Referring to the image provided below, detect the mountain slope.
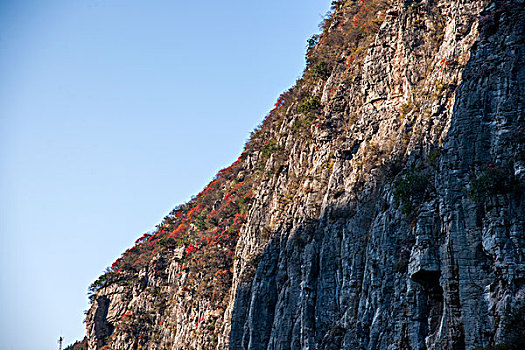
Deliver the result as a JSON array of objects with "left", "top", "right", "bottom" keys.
[{"left": 84, "top": 0, "right": 525, "bottom": 349}]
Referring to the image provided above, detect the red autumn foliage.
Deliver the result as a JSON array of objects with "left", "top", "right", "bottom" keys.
[
  {"left": 185, "top": 203, "right": 204, "bottom": 220},
  {"left": 217, "top": 157, "right": 242, "bottom": 178},
  {"left": 169, "top": 224, "right": 187, "bottom": 238},
  {"left": 135, "top": 233, "right": 152, "bottom": 245},
  {"left": 185, "top": 244, "right": 198, "bottom": 257}
]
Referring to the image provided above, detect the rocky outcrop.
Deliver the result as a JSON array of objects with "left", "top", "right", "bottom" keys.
[
  {"left": 65, "top": 337, "right": 88, "bottom": 350},
  {"left": 83, "top": 0, "right": 525, "bottom": 349}
]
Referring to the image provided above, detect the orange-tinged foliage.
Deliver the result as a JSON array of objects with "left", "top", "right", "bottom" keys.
[
  {"left": 169, "top": 224, "right": 187, "bottom": 238},
  {"left": 88, "top": 4, "right": 396, "bottom": 346}
]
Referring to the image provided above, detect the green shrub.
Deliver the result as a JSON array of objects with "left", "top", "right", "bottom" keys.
[
  {"left": 428, "top": 148, "right": 441, "bottom": 167},
  {"left": 88, "top": 269, "right": 113, "bottom": 303},
  {"left": 395, "top": 259, "right": 408, "bottom": 273},
  {"left": 293, "top": 115, "right": 316, "bottom": 131},
  {"left": 261, "top": 139, "right": 279, "bottom": 159},
  {"left": 311, "top": 61, "right": 330, "bottom": 80},
  {"left": 467, "top": 165, "right": 517, "bottom": 202},
  {"left": 194, "top": 209, "right": 209, "bottom": 230},
  {"left": 236, "top": 197, "right": 247, "bottom": 215},
  {"left": 298, "top": 96, "right": 321, "bottom": 115},
  {"left": 305, "top": 34, "right": 319, "bottom": 65},
  {"left": 394, "top": 168, "right": 429, "bottom": 216},
  {"left": 64, "top": 338, "right": 88, "bottom": 350}
]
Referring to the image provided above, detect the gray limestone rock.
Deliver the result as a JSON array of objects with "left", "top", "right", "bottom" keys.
[{"left": 84, "top": 1, "right": 525, "bottom": 349}]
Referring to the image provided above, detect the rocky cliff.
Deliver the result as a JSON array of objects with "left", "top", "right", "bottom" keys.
[{"left": 82, "top": 0, "right": 525, "bottom": 349}]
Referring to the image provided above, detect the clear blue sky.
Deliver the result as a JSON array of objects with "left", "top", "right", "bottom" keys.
[{"left": 0, "top": 0, "right": 331, "bottom": 348}]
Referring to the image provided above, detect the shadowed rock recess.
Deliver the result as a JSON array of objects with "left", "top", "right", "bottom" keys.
[{"left": 74, "top": 1, "right": 525, "bottom": 349}]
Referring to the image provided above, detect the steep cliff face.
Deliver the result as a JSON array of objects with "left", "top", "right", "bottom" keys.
[{"left": 84, "top": 0, "right": 525, "bottom": 349}]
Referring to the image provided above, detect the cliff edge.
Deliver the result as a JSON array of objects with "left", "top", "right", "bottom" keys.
[{"left": 83, "top": 1, "right": 525, "bottom": 349}]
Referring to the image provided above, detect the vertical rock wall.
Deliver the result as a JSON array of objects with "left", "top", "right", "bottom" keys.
[
  {"left": 84, "top": 1, "right": 525, "bottom": 349},
  {"left": 228, "top": 1, "right": 525, "bottom": 349}
]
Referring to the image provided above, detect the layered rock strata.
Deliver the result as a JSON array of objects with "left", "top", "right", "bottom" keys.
[{"left": 85, "top": 1, "right": 525, "bottom": 349}]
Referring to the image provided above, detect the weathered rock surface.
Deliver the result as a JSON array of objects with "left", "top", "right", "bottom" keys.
[{"left": 84, "top": 0, "right": 525, "bottom": 349}]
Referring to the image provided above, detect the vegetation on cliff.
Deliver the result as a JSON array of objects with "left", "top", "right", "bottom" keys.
[
  {"left": 85, "top": 1, "right": 396, "bottom": 348},
  {"left": 84, "top": 1, "right": 525, "bottom": 349}
]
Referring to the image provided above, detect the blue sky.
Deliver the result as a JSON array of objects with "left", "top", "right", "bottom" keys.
[{"left": 0, "top": 0, "right": 331, "bottom": 348}]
